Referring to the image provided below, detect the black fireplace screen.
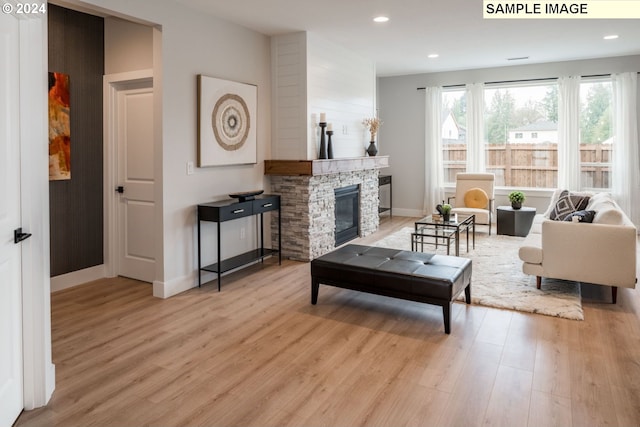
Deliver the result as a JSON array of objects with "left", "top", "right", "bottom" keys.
[{"left": 334, "top": 185, "right": 360, "bottom": 246}]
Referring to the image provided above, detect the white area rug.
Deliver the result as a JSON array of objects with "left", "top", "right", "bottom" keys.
[{"left": 373, "top": 227, "right": 583, "bottom": 320}]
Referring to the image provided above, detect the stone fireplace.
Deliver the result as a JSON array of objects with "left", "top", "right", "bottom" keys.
[{"left": 265, "top": 157, "right": 389, "bottom": 261}]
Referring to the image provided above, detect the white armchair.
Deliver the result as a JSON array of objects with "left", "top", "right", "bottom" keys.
[{"left": 448, "top": 173, "right": 495, "bottom": 235}]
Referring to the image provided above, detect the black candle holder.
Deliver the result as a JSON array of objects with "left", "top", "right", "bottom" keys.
[
  {"left": 318, "top": 122, "right": 327, "bottom": 159},
  {"left": 327, "top": 130, "right": 334, "bottom": 159}
]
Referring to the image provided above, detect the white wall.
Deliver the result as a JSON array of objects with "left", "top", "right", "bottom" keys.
[
  {"left": 271, "top": 32, "right": 307, "bottom": 160},
  {"left": 378, "top": 55, "right": 640, "bottom": 217},
  {"left": 306, "top": 32, "right": 376, "bottom": 159},
  {"left": 22, "top": 14, "right": 55, "bottom": 409},
  {"left": 271, "top": 31, "right": 376, "bottom": 160},
  {"left": 104, "top": 16, "right": 153, "bottom": 74},
  {"left": 75, "top": 0, "right": 272, "bottom": 297}
]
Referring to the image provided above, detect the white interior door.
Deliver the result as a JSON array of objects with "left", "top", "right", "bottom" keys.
[
  {"left": 116, "top": 81, "right": 155, "bottom": 282},
  {"left": 0, "top": 11, "right": 24, "bottom": 427}
]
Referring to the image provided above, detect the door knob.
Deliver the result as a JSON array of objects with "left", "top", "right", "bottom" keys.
[{"left": 115, "top": 186, "right": 124, "bottom": 193}]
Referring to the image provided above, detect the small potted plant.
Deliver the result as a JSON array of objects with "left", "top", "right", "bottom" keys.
[
  {"left": 508, "top": 191, "right": 526, "bottom": 210},
  {"left": 441, "top": 203, "right": 452, "bottom": 222}
]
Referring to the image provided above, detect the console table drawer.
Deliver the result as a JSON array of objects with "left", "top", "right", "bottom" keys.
[
  {"left": 198, "top": 201, "right": 253, "bottom": 222},
  {"left": 253, "top": 196, "right": 280, "bottom": 214},
  {"left": 217, "top": 201, "right": 253, "bottom": 221}
]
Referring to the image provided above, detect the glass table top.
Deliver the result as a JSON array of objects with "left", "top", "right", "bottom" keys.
[{"left": 415, "top": 213, "right": 474, "bottom": 227}]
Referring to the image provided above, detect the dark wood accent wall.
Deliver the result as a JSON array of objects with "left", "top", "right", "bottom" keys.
[{"left": 48, "top": 4, "right": 104, "bottom": 277}]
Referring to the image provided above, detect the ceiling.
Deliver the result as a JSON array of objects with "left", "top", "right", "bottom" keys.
[{"left": 175, "top": 0, "right": 640, "bottom": 77}]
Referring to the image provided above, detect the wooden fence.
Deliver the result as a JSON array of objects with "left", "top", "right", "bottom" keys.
[{"left": 443, "top": 143, "right": 611, "bottom": 189}]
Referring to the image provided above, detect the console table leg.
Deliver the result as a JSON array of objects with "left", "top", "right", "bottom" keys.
[
  {"left": 197, "top": 217, "right": 202, "bottom": 287},
  {"left": 217, "top": 221, "right": 221, "bottom": 291},
  {"left": 389, "top": 177, "right": 392, "bottom": 218},
  {"left": 260, "top": 213, "right": 264, "bottom": 261},
  {"left": 278, "top": 206, "right": 282, "bottom": 264}
]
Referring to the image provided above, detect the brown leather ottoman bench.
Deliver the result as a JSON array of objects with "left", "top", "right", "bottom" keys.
[{"left": 310, "top": 244, "right": 472, "bottom": 334}]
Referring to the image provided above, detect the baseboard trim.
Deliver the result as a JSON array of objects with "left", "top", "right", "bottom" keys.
[
  {"left": 153, "top": 266, "right": 262, "bottom": 299},
  {"left": 153, "top": 271, "right": 203, "bottom": 299},
  {"left": 45, "top": 362, "right": 56, "bottom": 404},
  {"left": 391, "top": 208, "right": 424, "bottom": 217},
  {"left": 153, "top": 275, "right": 193, "bottom": 299},
  {"left": 50, "top": 265, "right": 106, "bottom": 292}
]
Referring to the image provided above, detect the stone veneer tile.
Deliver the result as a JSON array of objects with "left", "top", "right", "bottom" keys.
[{"left": 270, "top": 170, "right": 380, "bottom": 261}]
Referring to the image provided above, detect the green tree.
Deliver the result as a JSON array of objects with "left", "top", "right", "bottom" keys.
[
  {"left": 451, "top": 95, "right": 466, "bottom": 128},
  {"left": 593, "top": 105, "right": 611, "bottom": 143},
  {"left": 581, "top": 83, "right": 612, "bottom": 144},
  {"left": 513, "top": 99, "right": 544, "bottom": 126},
  {"left": 486, "top": 89, "right": 516, "bottom": 144},
  {"left": 542, "top": 85, "right": 558, "bottom": 122}
]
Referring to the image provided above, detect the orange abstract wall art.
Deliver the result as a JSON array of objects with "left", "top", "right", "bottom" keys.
[{"left": 48, "top": 72, "right": 71, "bottom": 180}]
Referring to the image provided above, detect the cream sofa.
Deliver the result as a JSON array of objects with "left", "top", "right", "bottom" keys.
[{"left": 518, "top": 189, "right": 637, "bottom": 303}]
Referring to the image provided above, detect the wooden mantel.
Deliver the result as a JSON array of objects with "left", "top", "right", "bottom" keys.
[{"left": 265, "top": 156, "right": 389, "bottom": 176}]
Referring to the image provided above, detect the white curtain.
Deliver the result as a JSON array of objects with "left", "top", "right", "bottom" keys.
[
  {"left": 612, "top": 72, "right": 640, "bottom": 228},
  {"left": 423, "top": 86, "right": 444, "bottom": 215},
  {"left": 466, "top": 83, "right": 485, "bottom": 172},
  {"left": 558, "top": 76, "right": 581, "bottom": 190}
]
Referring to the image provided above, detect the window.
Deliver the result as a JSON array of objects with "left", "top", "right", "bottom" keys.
[
  {"left": 484, "top": 83, "right": 558, "bottom": 188},
  {"left": 439, "top": 78, "right": 616, "bottom": 191},
  {"left": 579, "top": 79, "right": 612, "bottom": 190},
  {"left": 441, "top": 90, "right": 467, "bottom": 184}
]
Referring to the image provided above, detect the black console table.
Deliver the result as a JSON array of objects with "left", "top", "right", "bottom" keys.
[{"left": 197, "top": 194, "right": 281, "bottom": 290}]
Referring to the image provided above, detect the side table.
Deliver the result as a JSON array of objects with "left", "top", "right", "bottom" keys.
[{"left": 497, "top": 206, "right": 536, "bottom": 237}]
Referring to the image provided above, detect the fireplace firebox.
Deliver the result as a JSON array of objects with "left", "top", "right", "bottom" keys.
[{"left": 334, "top": 185, "right": 360, "bottom": 246}]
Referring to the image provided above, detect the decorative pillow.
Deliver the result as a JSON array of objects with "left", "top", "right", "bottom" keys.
[
  {"left": 463, "top": 188, "right": 489, "bottom": 209},
  {"left": 544, "top": 189, "right": 593, "bottom": 218},
  {"left": 563, "top": 210, "right": 596, "bottom": 223},
  {"left": 550, "top": 190, "right": 590, "bottom": 221}
]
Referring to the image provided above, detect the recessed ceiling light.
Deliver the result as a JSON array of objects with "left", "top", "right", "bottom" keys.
[
  {"left": 604, "top": 34, "right": 619, "bottom": 40},
  {"left": 428, "top": 54, "right": 439, "bottom": 59},
  {"left": 373, "top": 16, "right": 389, "bottom": 23}
]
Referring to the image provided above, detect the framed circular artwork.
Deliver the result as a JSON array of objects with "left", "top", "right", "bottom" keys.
[
  {"left": 211, "top": 93, "right": 250, "bottom": 151},
  {"left": 197, "top": 75, "right": 257, "bottom": 166}
]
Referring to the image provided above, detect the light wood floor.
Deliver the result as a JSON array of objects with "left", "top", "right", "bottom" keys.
[{"left": 15, "top": 216, "right": 640, "bottom": 427}]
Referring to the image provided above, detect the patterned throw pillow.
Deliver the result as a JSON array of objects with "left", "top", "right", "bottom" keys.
[{"left": 549, "top": 190, "right": 590, "bottom": 221}]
